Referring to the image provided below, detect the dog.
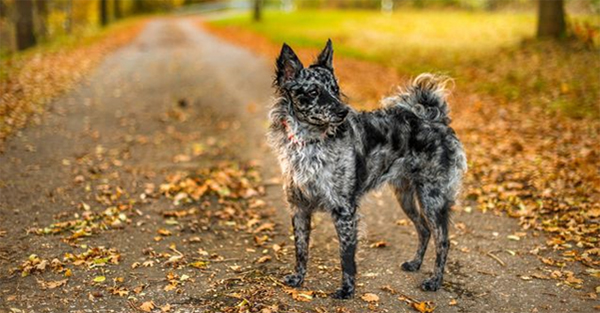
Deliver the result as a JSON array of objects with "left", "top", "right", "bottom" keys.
[{"left": 268, "top": 40, "right": 467, "bottom": 299}]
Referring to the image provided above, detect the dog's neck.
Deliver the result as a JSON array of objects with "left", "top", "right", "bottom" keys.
[
  {"left": 270, "top": 98, "right": 344, "bottom": 148},
  {"left": 280, "top": 116, "right": 329, "bottom": 147}
]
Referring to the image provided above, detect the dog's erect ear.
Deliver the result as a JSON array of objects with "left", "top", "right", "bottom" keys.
[
  {"left": 314, "top": 39, "right": 334, "bottom": 72},
  {"left": 276, "top": 43, "right": 303, "bottom": 86}
]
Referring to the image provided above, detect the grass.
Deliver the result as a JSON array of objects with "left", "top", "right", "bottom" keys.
[{"left": 210, "top": 9, "right": 600, "bottom": 118}]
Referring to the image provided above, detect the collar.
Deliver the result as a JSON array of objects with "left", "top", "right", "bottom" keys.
[
  {"left": 281, "top": 119, "right": 340, "bottom": 147},
  {"left": 281, "top": 119, "right": 305, "bottom": 147}
]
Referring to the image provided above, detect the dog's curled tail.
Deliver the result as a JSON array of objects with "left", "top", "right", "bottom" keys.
[{"left": 385, "top": 73, "right": 452, "bottom": 125}]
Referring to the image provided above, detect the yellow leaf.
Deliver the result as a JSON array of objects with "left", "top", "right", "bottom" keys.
[
  {"left": 93, "top": 276, "right": 106, "bottom": 283},
  {"left": 190, "top": 261, "right": 208, "bottom": 269},
  {"left": 412, "top": 301, "right": 436, "bottom": 313}
]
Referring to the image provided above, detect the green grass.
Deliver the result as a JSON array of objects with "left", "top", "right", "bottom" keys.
[
  {"left": 211, "top": 9, "right": 600, "bottom": 118},
  {"left": 212, "top": 9, "right": 536, "bottom": 73}
]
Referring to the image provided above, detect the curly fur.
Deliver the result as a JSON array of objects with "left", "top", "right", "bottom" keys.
[{"left": 268, "top": 40, "right": 467, "bottom": 299}]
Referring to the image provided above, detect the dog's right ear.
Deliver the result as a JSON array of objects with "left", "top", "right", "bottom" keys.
[{"left": 276, "top": 43, "right": 303, "bottom": 87}]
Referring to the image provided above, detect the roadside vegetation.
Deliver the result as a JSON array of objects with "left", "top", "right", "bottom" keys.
[
  {"left": 206, "top": 8, "right": 600, "bottom": 280},
  {"left": 0, "top": 18, "right": 146, "bottom": 150},
  {"left": 211, "top": 9, "right": 600, "bottom": 118}
]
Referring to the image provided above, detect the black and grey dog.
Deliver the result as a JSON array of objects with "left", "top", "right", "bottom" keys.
[{"left": 268, "top": 40, "right": 467, "bottom": 299}]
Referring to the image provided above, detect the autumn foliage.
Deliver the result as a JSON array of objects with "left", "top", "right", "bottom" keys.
[{"left": 203, "top": 20, "right": 600, "bottom": 271}]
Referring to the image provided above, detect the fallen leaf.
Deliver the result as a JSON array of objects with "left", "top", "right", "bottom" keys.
[
  {"left": 507, "top": 235, "right": 521, "bottom": 241},
  {"left": 140, "top": 301, "right": 155, "bottom": 312},
  {"left": 360, "top": 293, "right": 380, "bottom": 303},
  {"left": 157, "top": 228, "right": 172, "bottom": 236},
  {"left": 412, "top": 301, "right": 436, "bottom": 313},
  {"left": 93, "top": 276, "right": 106, "bottom": 283},
  {"left": 370, "top": 241, "right": 388, "bottom": 248},
  {"left": 285, "top": 289, "right": 314, "bottom": 302},
  {"left": 190, "top": 261, "right": 208, "bottom": 269},
  {"left": 256, "top": 255, "right": 272, "bottom": 264}
]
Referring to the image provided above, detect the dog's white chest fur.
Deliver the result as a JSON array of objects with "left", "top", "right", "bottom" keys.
[{"left": 282, "top": 143, "right": 340, "bottom": 207}]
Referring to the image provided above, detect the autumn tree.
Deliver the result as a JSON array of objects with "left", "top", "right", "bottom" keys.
[
  {"left": 537, "top": 0, "right": 566, "bottom": 38},
  {"left": 100, "top": 0, "right": 109, "bottom": 26},
  {"left": 15, "top": 0, "right": 37, "bottom": 50},
  {"left": 35, "top": 0, "right": 49, "bottom": 38},
  {"left": 253, "top": 0, "right": 262, "bottom": 22},
  {"left": 114, "top": 0, "right": 123, "bottom": 20}
]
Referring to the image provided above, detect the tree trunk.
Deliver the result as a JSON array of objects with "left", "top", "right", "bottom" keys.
[
  {"left": 253, "top": 0, "right": 262, "bottom": 22},
  {"left": 35, "top": 0, "right": 49, "bottom": 37},
  {"left": 537, "top": 0, "right": 566, "bottom": 38},
  {"left": 133, "top": 0, "right": 145, "bottom": 14},
  {"left": 15, "top": 0, "right": 37, "bottom": 51},
  {"left": 100, "top": 0, "right": 109, "bottom": 26},
  {"left": 114, "top": 0, "right": 123, "bottom": 19},
  {"left": 65, "top": 0, "right": 72, "bottom": 34}
]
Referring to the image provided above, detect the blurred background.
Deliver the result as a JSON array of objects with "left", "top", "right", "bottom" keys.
[
  {"left": 2, "top": 1, "right": 599, "bottom": 54},
  {"left": 1, "top": 2, "right": 599, "bottom": 311}
]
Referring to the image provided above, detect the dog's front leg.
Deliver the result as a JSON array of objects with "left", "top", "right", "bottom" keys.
[
  {"left": 284, "top": 210, "right": 311, "bottom": 287},
  {"left": 331, "top": 210, "right": 357, "bottom": 299}
]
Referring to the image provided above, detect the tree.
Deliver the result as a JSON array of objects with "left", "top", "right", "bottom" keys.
[
  {"left": 100, "top": 0, "right": 109, "bottom": 26},
  {"left": 35, "top": 0, "right": 49, "bottom": 38},
  {"left": 253, "top": 0, "right": 262, "bottom": 22},
  {"left": 15, "top": 0, "right": 37, "bottom": 50},
  {"left": 537, "top": 0, "right": 566, "bottom": 38},
  {"left": 114, "top": 0, "right": 123, "bottom": 20}
]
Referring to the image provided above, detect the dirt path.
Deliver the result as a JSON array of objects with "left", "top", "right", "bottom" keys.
[{"left": 0, "top": 18, "right": 595, "bottom": 313}]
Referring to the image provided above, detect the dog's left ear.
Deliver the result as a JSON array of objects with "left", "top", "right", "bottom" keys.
[
  {"left": 276, "top": 43, "right": 304, "bottom": 87},
  {"left": 314, "top": 39, "right": 334, "bottom": 72}
]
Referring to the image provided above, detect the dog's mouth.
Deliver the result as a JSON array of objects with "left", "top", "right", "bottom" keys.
[
  {"left": 307, "top": 111, "right": 348, "bottom": 127},
  {"left": 307, "top": 117, "right": 345, "bottom": 128}
]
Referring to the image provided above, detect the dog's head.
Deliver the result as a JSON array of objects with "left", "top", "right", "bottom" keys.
[{"left": 275, "top": 40, "right": 349, "bottom": 128}]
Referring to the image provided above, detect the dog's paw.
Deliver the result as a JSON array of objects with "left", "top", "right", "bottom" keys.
[
  {"left": 401, "top": 260, "right": 421, "bottom": 272},
  {"left": 283, "top": 273, "right": 304, "bottom": 287},
  {"left": 421, "top": 276, "right": 442, "bottom": 291},
  {"left": 330, "top": 288, "right": 354, "bottom": 300}
]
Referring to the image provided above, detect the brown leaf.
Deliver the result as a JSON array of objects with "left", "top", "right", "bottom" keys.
[
  {"left": 370, "top": 241, "right": 388, "bottom": 248},
  {"left": 38, "top": 279, "right": 68, "bottom": 290},
  {"left": 360, "top": 293, "right": 379, "bottom": 303},
  {"left": 285, "top": 289, "right": 314, "bottom": 302},
  {"left": 256, "top": 255, "right": 272, "bottom": 264},
  {"left": 253, "top": 223, "right": 275, "bottom": 233},
  {"left": 157, "top": 228, "right": 172, "bottom": 236},
  {"left": 140, "top": 301, "right": 155, "bottom": 312}
]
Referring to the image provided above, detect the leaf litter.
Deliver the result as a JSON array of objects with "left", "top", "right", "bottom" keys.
[{"left": 204, "top": 22, "right": 600, "bottom": 290}]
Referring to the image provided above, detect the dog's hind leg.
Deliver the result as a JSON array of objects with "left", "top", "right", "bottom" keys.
[
  {"left": 284, "top": 210, "right": 312, "bottom": 287},
  {"left": 331, "top": 209, "right": 358, "bottom": 299},
  {"left": 417, "top": 187, "right": 451, "bottom": 291},
  {"left": 392, "top": 183, "right": 430, "bottom": 272}
]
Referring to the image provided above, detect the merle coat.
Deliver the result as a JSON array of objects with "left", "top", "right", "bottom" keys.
[{"left": 268, "top": 40, "right": 467, "bottom": 299}]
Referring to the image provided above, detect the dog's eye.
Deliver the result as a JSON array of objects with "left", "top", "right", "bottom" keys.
[{"left": 308, "top": 89, "right": 319, "bottom": 98}]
